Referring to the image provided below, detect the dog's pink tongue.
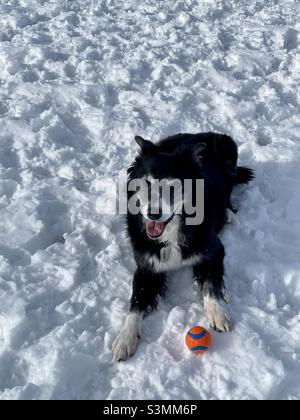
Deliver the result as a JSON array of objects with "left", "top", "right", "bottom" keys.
[{"left": 146, "top": 220, "right": 164, "bottom": 237}]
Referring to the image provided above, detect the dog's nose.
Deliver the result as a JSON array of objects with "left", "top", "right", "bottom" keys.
[{"left": 147, "top": 213, "right": 162, "bottom": 221}]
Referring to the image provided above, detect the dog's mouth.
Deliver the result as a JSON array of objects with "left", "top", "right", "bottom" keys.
[
  {"left": 145, "top": 220, "right": 165, "bottom": 239},
  {"left": 145, "top": 215, "right": 174, "bottom": 239}
]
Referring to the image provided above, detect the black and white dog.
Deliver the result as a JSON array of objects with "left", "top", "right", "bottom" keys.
[{"left": 112, "top": 132, "right": 254, "bottom": 361}]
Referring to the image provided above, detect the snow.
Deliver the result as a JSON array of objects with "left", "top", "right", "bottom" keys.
[{"left": 0, "top": 0, "right": 300, "bottom": 400}]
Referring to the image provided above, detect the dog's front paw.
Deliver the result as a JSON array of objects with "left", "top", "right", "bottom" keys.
[
  {"left": 204, "top": 297, "right": 232, "bottom": 333},
  {"left": 112, "top": 330, "right": 140, "bottom": 362},
  {"left": 112, "top": 312, "right": 142, "bottom": 362}
]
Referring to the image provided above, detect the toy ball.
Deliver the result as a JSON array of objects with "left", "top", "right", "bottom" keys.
[{"left": 185, "top": 326, "right": 212, "bottom": 354}]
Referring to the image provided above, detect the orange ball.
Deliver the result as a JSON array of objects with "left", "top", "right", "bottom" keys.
[{"left": 185, "top": 326, "right": 212, "bottom": 354}]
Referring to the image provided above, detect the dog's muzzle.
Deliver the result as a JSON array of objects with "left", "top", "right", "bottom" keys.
[{"left": 144, "top": 214, "right": 174, "bottom": 239}]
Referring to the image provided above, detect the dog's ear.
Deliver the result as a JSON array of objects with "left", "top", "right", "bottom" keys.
[
  {"left": 192, "top": 143, "right": 206, "bottom": 161},
  {"left": 135, "top": 136, "right": 157, "bottom": 154}
]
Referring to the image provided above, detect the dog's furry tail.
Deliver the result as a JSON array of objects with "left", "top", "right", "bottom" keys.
[{"left": 235, "top": 166, "right": 255, "bottom": 184}]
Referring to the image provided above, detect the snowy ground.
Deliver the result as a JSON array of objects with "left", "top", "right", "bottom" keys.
[{"left": 0, "top": 0, "right": 300, "bottom": 400}]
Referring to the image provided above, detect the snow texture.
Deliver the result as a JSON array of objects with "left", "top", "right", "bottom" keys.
[{"left": 0, "top": 0, "right": 300, "bottom": 400}]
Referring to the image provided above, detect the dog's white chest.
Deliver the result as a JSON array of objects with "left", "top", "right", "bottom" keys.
[
  {"left": 147, "top": 243, "right": 183, "bottom": 272},
  {"left": 146, "top": 216, "right": 203, "bottom": 272},
  {"left": 149, "top": 243, "right": 202, "bottom": 272},
  {"left": 159, "top": 243, "right": 183, "bottom": 271}
]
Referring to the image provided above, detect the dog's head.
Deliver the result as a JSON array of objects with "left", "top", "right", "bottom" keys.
[{"left": 128, "top": 136, "right": 205, "bottom": 240}]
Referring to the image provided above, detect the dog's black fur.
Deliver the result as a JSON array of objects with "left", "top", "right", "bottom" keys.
[{"left": 112, "top": 132, "right": 254, "bottom": 361}]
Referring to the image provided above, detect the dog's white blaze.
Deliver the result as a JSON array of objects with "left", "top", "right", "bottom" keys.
[
  {"left": 112, "top": 312, "right": 143, "bottom": 361},
  {"left": 139, "top": 175, "right": 184, "bottom": 222},
  {"left": 203, "top": 295, "right": 232, "bottom": 332}
]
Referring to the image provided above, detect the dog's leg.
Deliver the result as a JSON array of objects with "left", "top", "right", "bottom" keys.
[
  {"left": 194, "top": 241, "right": 232, "bottom": 333},
  {"left": 112, "top": 268, "right": 167, "bottom": 361}
]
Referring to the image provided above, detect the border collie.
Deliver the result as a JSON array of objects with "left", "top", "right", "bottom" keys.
[{"left": 112, "top": 132, "right": 254, "bottom": 361}]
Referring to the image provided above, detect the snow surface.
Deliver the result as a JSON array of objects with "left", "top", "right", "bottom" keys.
[{"left": 0, "top": 0, "right": 300, "bottom": 400}]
